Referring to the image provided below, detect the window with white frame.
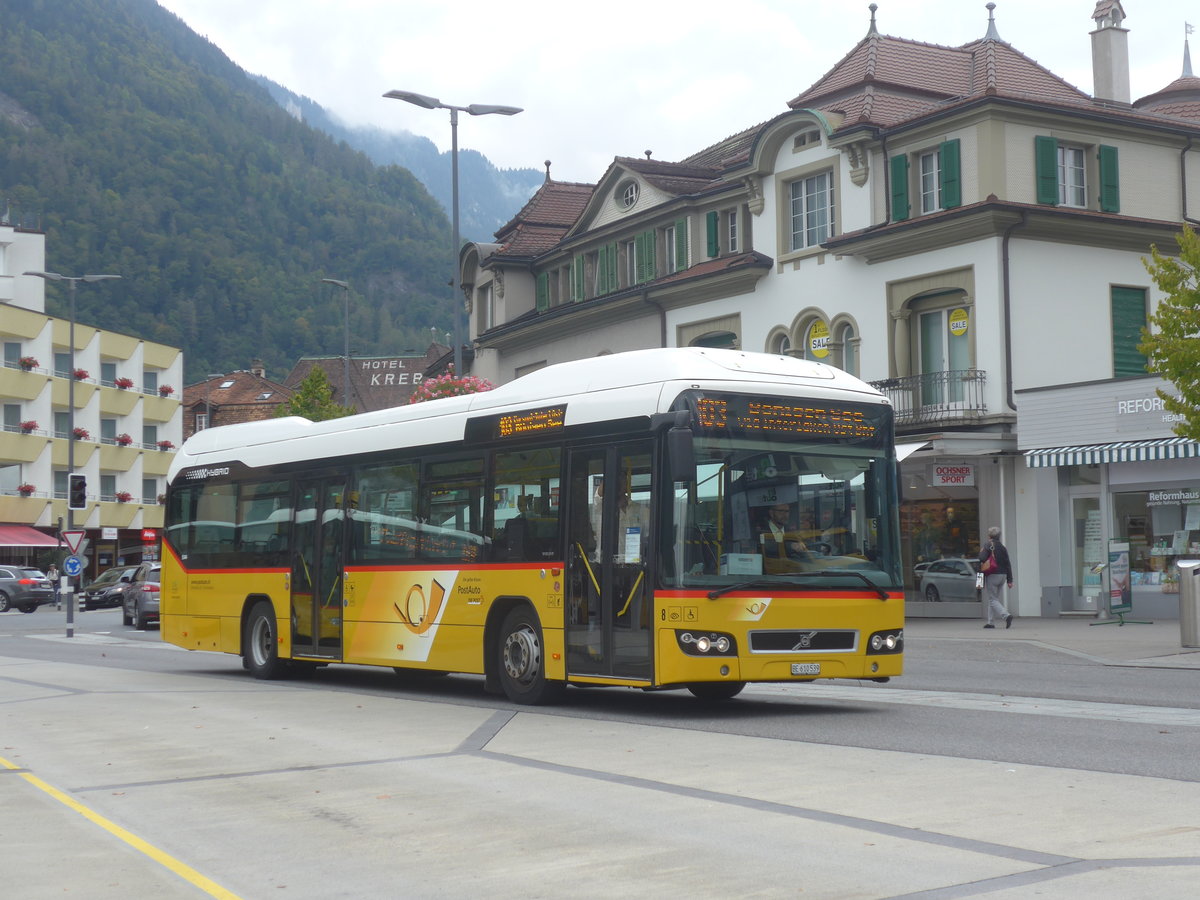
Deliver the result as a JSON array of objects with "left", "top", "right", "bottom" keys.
[
  {"left": 477, "top": 283, "right": 492, "bottom": 333},
  {"left": 664, "top": 225, "right": 678, "bottom": 274},
  {"left": 789, "top": 171, "right": 834, "bottom": 251},
  {"left": 1057, "top": 144, "right": 1086, "bottom": 207},
  {"left": 143, "top": 478, "right": 158, "bottom": 504},
  {"left": 195, "top": 412, "right": 208, "bottom": 432},
  {"left": 622, "top": 239, "right": 636, "bottom": 287},
  {"left": 919, "top": 150, "right": 941, "bottom": 214},
  {"left": 728, "top": 210, "right": 739, "bottom": 253},
  {"left": 837, "top": 323, "right": 859, "bottom": 376}
]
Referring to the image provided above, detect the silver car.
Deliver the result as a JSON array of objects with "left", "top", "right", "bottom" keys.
[
  {"left": 0, "top": 566, "right": 54, "bottom": 613},
  {"left": 918, "top": 557, "right": 981, "bottom": 602},
  {"left": 122, "top": 562, "right": 161, "bottom": 630}
]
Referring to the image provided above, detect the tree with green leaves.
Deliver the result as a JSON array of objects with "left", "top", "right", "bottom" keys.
[
  {"left": 1141, "top": 225, "right": 1200, "bottom": 440},
  {"left": 274, "top": 366, "right": 355, "bottom": 422}
]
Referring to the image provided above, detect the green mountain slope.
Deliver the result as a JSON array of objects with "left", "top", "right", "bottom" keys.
[{"left": 0, "top": 0, "right": 454, "bottom": 381}]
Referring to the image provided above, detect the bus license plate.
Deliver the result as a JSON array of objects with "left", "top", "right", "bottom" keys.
[{"left": 791, "top": 663, "right": 820, "bottom": 676}]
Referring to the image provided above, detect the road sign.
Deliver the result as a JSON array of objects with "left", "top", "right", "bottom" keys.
[
  {"left": 63, "top": 555, "right": 83, "bottom": 577},
  {"left": 62, "top": 530, "right": 87, "bottom": 554}
]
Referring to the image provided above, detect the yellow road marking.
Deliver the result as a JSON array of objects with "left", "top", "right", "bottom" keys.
[{"left": 1, "top": 754, "right": 242, "bottom": 899}]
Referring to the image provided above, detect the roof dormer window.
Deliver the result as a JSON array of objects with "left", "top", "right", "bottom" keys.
[{"left": 617, "top": 180, "right": 639, "bottom": 210}]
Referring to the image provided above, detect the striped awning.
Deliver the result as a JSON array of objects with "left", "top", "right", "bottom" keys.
[{"left": 1024, "top": 438, "right": 1200, "bottom": 468}]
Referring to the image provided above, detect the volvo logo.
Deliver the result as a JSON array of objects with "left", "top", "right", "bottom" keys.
[{"left": 791, "top": 631, "right": 819, "bottom": 651}]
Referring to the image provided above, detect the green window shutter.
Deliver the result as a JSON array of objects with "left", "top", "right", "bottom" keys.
[
  {"left": 572, "top": 254, "right": 586, "bottom": 302},
  {"left": 675, "top": 217, "right": 688, "bottom": 271},
  {"left": 1035, "top": 135, "right": 1059, "bottom": 205},
  {"left": 637, "top": 230, "right": 656, "bottom": 284},
  {"left": 595, "top": 245, "right": 609, "bottom": 295},
  {"left": 535, "top": 272, "right": 549, "bottom": 312},
  {"left": 606, "top": 242, "right": 618, "bottom": 291},
  {"left": 1098, "top": 144, "right": 1120, "bottom": 213},
  {"left": 939, "top": 139, "right": 961, "bottom": 209},
  {"left": 889, "top": 154, "right": 910, "bottom": 222},
  {"left": 1111, "top": 287, "right": 1148, "bottom": 377},
  {"left": 706, "top": 210, "right": 719, "bottom": 257}
]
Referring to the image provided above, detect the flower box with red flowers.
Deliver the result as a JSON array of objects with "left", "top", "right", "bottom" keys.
[
  {"left": 114, "top": 491, "right": 133, "bottom": 503},
  {"left": 19, "top": 420, "right": 38, "bottom": 434},
  {"left": 157, "top": 440, "right": 175, "bottom": 451},
  {"left": 73, "top": 368, "right": 90, "bottom": 380},
  {"left": 18, "top": 356, "right": 39, "bottom": 371},
  {"left": 114, "top": 376, "right": 135, "bottom": 390},
  {"left": 115, "top": 433, "right": 133, "bottom": 446},
  {"left": 72, "top": 427, "right": 91, "bottom": 440},
  {"left": 158, "top": 385, "right": 175, "bottom": 397},
  {"left": 17, "top": 484, "right": 35, "bottom": 497}
]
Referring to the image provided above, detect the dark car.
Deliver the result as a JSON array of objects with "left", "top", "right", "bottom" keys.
[
  {"left": 122, "top": 562, "right": 161, "bottom": 630},
  {"left": 81, "top": 565, "right": 139, "bottom": 610},
  {"left": 0, "top": 566, "right": 54, "bottom": 613},
  {"left": 918, "top": 557, "right": 981, "bottom": 602}
]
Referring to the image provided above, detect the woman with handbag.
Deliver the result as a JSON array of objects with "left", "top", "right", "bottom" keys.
[{"left": 978, "top": 525, "right": 1013, "bottom": 629}]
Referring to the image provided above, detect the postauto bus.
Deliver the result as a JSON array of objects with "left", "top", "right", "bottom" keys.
[{"left": 161, "top": 348, "right": 903, "bottom": 703}]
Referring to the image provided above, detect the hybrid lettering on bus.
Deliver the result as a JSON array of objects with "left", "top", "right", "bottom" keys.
[{"left": 161, "top": 348, "right": 903, "bottom": 703}]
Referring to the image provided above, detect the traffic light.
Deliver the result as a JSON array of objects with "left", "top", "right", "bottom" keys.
[{"left": 68, "top": 473, "right": 87, "bottom": 510}]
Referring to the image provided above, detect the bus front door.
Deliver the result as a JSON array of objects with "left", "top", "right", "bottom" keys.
[
  {"left": 291, "top": 478, "right": 346, "bottom": 660},
  {"left": 565, "top": 443, "right": 653, "bottom": 681}
]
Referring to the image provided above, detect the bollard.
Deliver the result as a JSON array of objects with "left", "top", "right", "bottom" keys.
[{"left": 1175, "top": 559, "right": 1200, "bottom": 648}]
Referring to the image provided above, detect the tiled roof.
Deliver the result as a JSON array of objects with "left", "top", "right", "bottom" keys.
[
  {"left": 183, "top": 371, "right": 291, "bottom": 409},
  {"left": 493, "top": 180, "right": 593, "bottom": 256},
  {"left": 789, "top": 32, "right": 1090, "bottom": 130},
  {"left": 613, "top": 156, "right": 720, "bottom": 196},
  {"left": 681, "top": 124, "right": 762, "bottom": 169},
  {"left": 1135, "top": 76, "right": 1200, "bottom": 117}
]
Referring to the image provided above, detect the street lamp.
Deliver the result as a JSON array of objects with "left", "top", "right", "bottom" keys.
[
  {"left": 321, "top": 278, "right": 351, "bottom": 407},
  {"left": 23, "top": 270, "right": 121, "bottom": 638},
  {"left": 383, "top": 90, "right": 522, "bottom": 376}
]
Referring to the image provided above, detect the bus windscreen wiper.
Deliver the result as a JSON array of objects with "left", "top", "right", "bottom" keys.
[{"left": 707, "top": 571, "right": 889, "bottom": 601}]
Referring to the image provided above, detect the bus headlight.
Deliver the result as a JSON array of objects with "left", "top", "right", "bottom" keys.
[
  {"left": 866, "top": 629, "right": 903, "bottom": 655},
  {"left": 676, "top": 630, "right": 737, "bottom": 656}
]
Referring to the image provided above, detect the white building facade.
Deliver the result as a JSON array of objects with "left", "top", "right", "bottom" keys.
[{"left": 461, "top": 2, "right": 1199, "bottom": 619}]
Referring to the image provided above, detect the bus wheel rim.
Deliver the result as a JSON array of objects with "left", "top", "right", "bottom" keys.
[
  {"left": 503, "top": 624, "right": 540, "bottom": 684},
  {"left": 253, "top": 616, "right": 272, "bottom": 665}
]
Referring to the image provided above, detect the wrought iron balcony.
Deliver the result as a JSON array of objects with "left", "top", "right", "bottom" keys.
[{"left": 869, "top": 369, "right": 987, "bottom": 427}]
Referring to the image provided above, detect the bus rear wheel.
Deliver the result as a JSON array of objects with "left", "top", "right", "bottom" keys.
[
  {"left": 497, "top": 606, "right": 563, "bottom": 705},
  {"left": 244, "top": 601, "right": 287, "bottom": 680},
  {"left": 687, "top": 681, "right": 746, "bottom": 701}
]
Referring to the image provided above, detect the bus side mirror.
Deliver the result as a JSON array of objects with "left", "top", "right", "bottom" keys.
[{"left": 667, "top": 422, "right": 695, "bottom": 484}]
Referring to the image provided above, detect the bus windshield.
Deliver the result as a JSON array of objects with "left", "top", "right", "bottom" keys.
[{"left": 664, "top": 411, "right": 900, "bottom": 592}]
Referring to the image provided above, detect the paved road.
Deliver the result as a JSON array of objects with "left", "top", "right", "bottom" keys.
[{"left": 2, "top": 612, "right": 1199, "bottom": 898}]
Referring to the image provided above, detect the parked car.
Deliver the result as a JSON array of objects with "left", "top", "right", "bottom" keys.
[
  {"left": 80, "top": 565, "right": 138, "bottom": 610},
  {"left": 0, "top": 566, "right": 54, "bottom": 613},
  {"left": 122, "top": 562, "right": 161, "bottom": 630},
  {"left": 918, "top": 557, "right": 981, "bottom": 602}
]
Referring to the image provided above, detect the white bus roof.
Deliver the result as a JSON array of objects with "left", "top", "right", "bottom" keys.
[{"left": 169, "top": 348, "right": 887, "bottom": 480}]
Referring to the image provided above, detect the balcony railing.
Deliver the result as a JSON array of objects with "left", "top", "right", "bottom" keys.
[{"left": 870, "top": 370, "right": 988, "bottom": 427}]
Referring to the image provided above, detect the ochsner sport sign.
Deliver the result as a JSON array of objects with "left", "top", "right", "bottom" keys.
[{"left": 930, "top": 464, "right": 974, "bottom": 486}]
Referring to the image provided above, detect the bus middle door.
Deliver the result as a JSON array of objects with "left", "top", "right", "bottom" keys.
[
  {"left": 291, "top": 477, "right": 347, "bottom": 660},
  {"left": 565, "top": 443, "right": 653, "bottom": 681}
]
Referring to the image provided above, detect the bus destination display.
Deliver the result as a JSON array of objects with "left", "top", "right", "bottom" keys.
[
  {"left": 495, "top": 405, "right": 567, "bottom": 439},
  {"left": 695, "top": 396, "right": 880, "bottom": 440}
]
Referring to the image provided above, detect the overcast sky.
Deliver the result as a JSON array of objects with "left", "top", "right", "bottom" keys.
[{"left": 156, "top": 1, "right": 1196, "bottom": 184}]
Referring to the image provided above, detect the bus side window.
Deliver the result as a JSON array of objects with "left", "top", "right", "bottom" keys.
[
  {"left": 353, "top": 462, "right": 419, "bottom": 564},
  {"left": 421, "top": 457, "right": 486, "bottom": 562},
  {"left": 491, "top": 448, "right": 561, "bottom": 562}
]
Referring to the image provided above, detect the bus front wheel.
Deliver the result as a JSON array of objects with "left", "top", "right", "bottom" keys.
[
  {"left": 497, "top": 606, "right": 564, "bottom": 705},
  {"left": 244, "top": 602, "right": 286, "bottom": 680},
  {"left": 687, "top": 681, "right": 746, "bottom": 701}
]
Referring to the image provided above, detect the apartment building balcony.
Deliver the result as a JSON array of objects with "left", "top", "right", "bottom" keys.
[
  {"left": 0, "top": 493, "right": 49, "bottom": 525},
  {"left": 0, "top": 429, "right": 49, "bottom": 463},
  {"left": 870, "top": 370, "right": 988, "bottom": 428},
  {"left": 0, "top": 363, "right": 49, "bottom": 401}
]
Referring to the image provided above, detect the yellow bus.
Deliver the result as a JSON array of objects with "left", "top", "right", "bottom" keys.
[{"left": 162, "top": 348, "right": 903, "bottom": 703}]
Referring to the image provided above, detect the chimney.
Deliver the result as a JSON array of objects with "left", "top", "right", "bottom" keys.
[
  {"left": 250, "top": 358, "right": 265, "bottom": 378},
  {"left": 1091, "top": 1, "right": 1130, "bottom": 104}
]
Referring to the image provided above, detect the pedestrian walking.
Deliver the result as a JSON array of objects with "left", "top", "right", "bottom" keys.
[
  {"left": 47, "top": 563, "right": 60, "bottom": 609},
  {"left": 978, "top": 525, "right": 1013, "bottom": 629}
]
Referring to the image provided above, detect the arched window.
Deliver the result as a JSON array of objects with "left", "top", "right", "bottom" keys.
[
  {"left": 837, "top": 322, "right": 859, "bottom": 376},
  {"left": 803, "top": 319, "right": 830, "bottom": 361}
]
